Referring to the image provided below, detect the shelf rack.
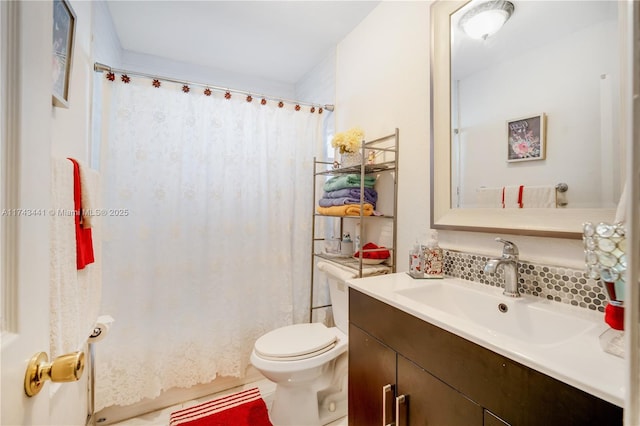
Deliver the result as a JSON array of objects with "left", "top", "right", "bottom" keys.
[{"left": 309, "top": 128, "right": 399, "bottom": 322}]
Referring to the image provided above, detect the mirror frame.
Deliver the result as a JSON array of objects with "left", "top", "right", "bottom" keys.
[{"left": 429, "top": 0, "right": 619, "bottom": 240}]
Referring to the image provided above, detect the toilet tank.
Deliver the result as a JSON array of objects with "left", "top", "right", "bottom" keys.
[{"left": 328, "top": 277, "right": 348, "bottom": 333}]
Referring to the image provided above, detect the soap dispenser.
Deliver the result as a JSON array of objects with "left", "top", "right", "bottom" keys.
[
  {"left": 423, "top": 230, "right": 444, "bottom": 278},
  {"left": 408, "top": 239, "right": 424, "bottom": 278}
]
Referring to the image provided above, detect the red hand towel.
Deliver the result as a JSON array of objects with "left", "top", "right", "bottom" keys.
[
  {"left": 354, "top": 242, "right": 390, "bottom": 259},
  {"left": 68, "top": 158, "right": 94, "bottom": 270},
  {"left": 518, "top": 185, "right": 524, "bottom": 208}
]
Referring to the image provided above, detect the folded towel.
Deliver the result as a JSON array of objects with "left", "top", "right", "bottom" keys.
[
  {"left": 317, "top": 261, "right": 359, "bottom": 282},
  {"left": 476, "top": 187, "right": 503, "bottom": 208},
  {"left": 502, "top": 185, "right": 524, "bottom": 209},
  {"left": 317, "top": 260, "right": 390, "bottom": 280},
  {"left": 321, "top": 188, "right": 377, "bottom": 208},
  {"left": 318, "top": 196, "right": 376, "bottom": 209},
  {"left": 323, "top": 174, "right": 376, "bottom": 192},
  {"left": 521, "top": 185, "right": 557, "bottom": 208},
  {"left": 316, "top": 203, "right": 374, "bottom": 217},
  {"left": 323, "top": 187, "right": 378, "bottom": 203},
  {"left": 68, "top": 158, "right": 94, "bottom": 269},
  {"left": 354, "top": 242, "right": 390, "bottom": 259}
]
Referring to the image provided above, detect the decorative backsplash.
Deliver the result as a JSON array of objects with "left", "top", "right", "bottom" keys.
[{"left": 443, "top": 249, "right": 607, "bottom": 313}]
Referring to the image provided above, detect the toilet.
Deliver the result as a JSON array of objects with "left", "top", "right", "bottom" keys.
[{"left": 250, "top": 267, "right": 349, "bottom": 426}]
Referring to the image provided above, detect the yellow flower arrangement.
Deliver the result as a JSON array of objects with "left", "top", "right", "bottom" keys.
[{"left": 331, "top": 127, "right": 364, "bottom": 154}]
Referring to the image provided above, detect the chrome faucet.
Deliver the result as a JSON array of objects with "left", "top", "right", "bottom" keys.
[{"left": 484, "top": 238, "right": 521, "bottom": 298}]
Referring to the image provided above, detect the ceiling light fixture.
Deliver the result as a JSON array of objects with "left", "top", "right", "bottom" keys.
[{"left": 459, "top": 1, "right": 514, "bottom": 40}]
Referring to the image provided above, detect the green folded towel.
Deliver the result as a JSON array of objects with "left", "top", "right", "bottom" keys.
[{"left": 323, "top": 174, "right": 376, "bottom": 192}]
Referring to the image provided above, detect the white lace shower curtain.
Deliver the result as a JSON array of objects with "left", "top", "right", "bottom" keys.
[{"left": 95, "top": 76, "right": 322, "bottom": 409}]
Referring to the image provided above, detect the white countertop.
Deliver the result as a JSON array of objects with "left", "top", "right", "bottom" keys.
[{"left": 347, "top": 273, "right": 625, "bottom": 407}]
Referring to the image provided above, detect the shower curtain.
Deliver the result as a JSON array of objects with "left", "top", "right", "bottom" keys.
[{"left": 94, "top": 75, "right": 323, "bottom": 409}]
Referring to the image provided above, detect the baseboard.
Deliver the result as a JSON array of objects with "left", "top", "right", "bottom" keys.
[{"left": 96, "top": 367, "right": 264, "bottom": 425}]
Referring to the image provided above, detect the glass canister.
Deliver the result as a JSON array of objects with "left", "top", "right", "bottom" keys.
[{"left": 583, "top": 221, "right": 626, "bottom": 358}]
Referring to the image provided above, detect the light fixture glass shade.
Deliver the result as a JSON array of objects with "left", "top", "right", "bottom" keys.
[{"left": 459, "top": 1, "right": 514, "bottom": 40}]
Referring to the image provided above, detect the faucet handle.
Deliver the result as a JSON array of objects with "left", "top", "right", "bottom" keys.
[{"left": 495, "top": 237, "right": 519, "bottom": 256}]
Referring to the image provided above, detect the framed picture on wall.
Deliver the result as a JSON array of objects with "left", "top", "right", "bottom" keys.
[
  {"left": 52, "top": 0, "right": 76, "bottom": 108},
  {"left": 506, "top": 113, "right": 546, "bottom": 162}
]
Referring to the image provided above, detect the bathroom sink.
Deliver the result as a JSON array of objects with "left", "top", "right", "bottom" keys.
[
  {"left": 394, "top": 280, "right": 598, "bottom": 346},
  {"left": 347, "top": 273, "right": 624, "bottom": 407}
]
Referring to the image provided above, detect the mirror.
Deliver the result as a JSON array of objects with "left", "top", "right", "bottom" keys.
[{"left": 430, "top": 0, "right": 625, "bottom": 238}]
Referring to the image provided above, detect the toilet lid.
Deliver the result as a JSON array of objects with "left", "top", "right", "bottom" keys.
[{"left": 254, "top": 323, "right": 337, "bottom": 361}]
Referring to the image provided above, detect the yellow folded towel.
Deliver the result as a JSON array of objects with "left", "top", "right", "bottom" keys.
[{"left": 317, "top": 203, "right": 374, "bottom": 216}]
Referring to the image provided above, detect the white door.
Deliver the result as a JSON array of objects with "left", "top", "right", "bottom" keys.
[{"left": 1, "top": 1, "right": 55, "bottom": 424}]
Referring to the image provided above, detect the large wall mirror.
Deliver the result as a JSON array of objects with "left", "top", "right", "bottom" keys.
[{"left": 430, "top": 0, "right": 627, "bottom": 238}]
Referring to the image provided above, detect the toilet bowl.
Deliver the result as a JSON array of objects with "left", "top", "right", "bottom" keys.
[{"left": 250, "top": 264, "right": 349, "bottom": 426}]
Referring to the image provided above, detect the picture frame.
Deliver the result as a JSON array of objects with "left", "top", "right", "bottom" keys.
[
  {"left": 52, "top": 0, "right": 76, "bottom": 108},
  {"left": 506, "top": 113, "right": 546, "bottom": 162}
]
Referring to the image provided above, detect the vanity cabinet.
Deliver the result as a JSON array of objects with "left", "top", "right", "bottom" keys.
[
  {"left": 348, "top": 288, "right": 623, "bottom": 426},
  {"left": 348, "top": 324, "right": 396, "bottom": 425},
  {"left": 349, "top": 320, "right": 483, "bottom": 425},
  {"left": 396, "top": 353, "right": 483, "bottom": 425}
]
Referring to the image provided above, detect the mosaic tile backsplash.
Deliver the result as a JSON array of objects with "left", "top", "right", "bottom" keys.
[{"left": 443, "top": 249, "right": 608, "bottom": 312}]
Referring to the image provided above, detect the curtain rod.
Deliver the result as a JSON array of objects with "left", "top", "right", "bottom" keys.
[{"left": 93, "top": 62, "right": 335, "bottom": 112}]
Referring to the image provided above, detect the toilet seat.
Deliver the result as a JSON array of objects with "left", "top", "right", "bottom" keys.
[{"left": 254, "top": 323, "right": 338, "bottom": 361}]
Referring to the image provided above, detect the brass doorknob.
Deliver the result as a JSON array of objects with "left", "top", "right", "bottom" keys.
[{"left": 24, "top": 351, "right": 85, "bottom": 397}]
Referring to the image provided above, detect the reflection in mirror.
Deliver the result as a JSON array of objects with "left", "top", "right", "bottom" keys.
[
  {"left": 450, "top": 1, "right": 620, "bottom": 210},
  {"left": 429, "top": 0, "right": 626, "bottom": 238}
]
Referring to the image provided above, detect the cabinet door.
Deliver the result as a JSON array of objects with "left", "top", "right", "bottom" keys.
[
  {"left": 349, "top": 324, "right": 397, "bottom": 426},
  {"left": 397, "top": 354, "right": 483, "bottom": 426}
]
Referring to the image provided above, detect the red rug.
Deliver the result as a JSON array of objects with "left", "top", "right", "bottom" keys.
[{"left": 169, "top": 387, "right": 273, "bottom": 426}]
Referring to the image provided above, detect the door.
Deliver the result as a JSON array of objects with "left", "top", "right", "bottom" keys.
[
  {"left": 396, "top": 355, "right": 483, "bottom": 426},
  {"left": 1, "top": 1, "right": 54, "bottom": 424}
]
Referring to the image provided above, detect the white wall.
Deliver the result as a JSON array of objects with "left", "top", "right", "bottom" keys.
[
  {"left": 336, "top": 1, "right": 431, "bottom": 271},
  {"left": 295, "top": 47, "right": 336, "bottom": 106},
  {"left": 92, "top": 0, "right": 122, "bottom": 68},
  {"left": 91, "top": 0, "right": 298, "bottom": 108},
  {"left": 119, "top": 50, "right": 297, "bottom": 99},
  {"left": 335, "top": 0, "right": 591, "bottom": 270}
]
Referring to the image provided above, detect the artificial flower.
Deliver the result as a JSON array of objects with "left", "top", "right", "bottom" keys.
[{"left": 331, "top": 127, "right": 365, "bottom": 153}]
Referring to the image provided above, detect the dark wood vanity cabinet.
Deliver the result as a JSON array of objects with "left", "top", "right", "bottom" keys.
[
  {"left": 349, "top": 324, "right": 483, "bottom": 425},
  {"left": 348, "top": 324, "right": 396, "bottom": 425},
  {"left": 396, "top": 353, "right": 484, "bottom": 425},
  {"left": 348, "top": 288, "right": 623, "bottom": 426},
  {"left": 349, "top": 321, "right": 484, "bottom": 426}
]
